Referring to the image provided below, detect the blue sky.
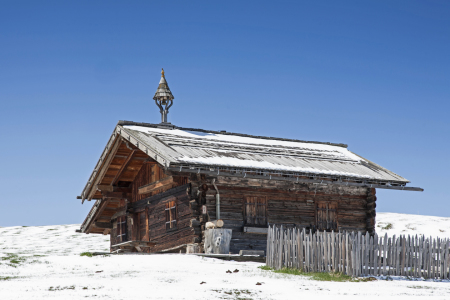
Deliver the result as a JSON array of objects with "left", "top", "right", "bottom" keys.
[{"left": 0, "top": 1, "right": 449, "bottom": 226}]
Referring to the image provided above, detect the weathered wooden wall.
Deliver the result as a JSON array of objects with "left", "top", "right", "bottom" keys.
[
  {"left": 110, "top": 168, "right": 377, "bottom": 255},
  {"left": 110, "top": 162, "right": 192, "bottom": 253},
  {"left": 199, "top": 176, "right": 376, "bottom": 254}
]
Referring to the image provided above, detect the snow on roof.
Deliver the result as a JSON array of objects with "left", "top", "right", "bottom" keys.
[{"left": 121, "top": 124, "right": 409, "bottom": 183}]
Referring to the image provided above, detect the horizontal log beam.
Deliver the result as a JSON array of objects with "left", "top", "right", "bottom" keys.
[
  {"left": 94, "top": 222, "right": 112, "bottom": 229},
  {"left": 138, "top": 176, "right": 173, "bottom": 195},
  {"left": 101, "top": 191, "right": 132, "bottom": 199},
  {"left": 130, "top": 184, "right": 189, "bottom": 210},
  {"left": 167, "top": 167, "right": 424, "bottom": 192},
  {"left": 96, "top": 185, "right": 131, "bottom": 193},
  {"left": 112, "top": 240, "right": 157, "bottom": 248},
  {"left": 243, "top": 227, "right": 268, "bottom": 234}
]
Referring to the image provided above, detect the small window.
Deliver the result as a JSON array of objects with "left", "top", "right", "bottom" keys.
[
  {"left": 244, "top": 196, "right": 267, "bottom": 226},
  {"left": 316, "top": 201, "right": 337, "bottom": 231},
  {"left": 116, "top": 215, "right": 128, "bottom": 242},
  {"left": 165, "top": 200, "right": 177, "bottom": 230}
]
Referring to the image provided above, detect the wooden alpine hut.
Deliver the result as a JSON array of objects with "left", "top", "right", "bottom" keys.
[{"left": 77, "top": 70, "right": 423, "bottom": 254}]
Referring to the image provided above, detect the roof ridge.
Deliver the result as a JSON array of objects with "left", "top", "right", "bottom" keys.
[{"left": 117, "top": 120, "right": 348, "bottom": 148}]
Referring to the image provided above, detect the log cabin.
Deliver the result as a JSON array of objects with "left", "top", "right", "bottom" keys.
[{"left": 77, "top": 70, "right": 423, "bottom": 254}]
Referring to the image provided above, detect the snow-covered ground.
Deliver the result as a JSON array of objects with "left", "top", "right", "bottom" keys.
[
  {"left": 376, "top": 212, "right": 450, "bottom": 238},
  {"left": 1, "top": 212, "right": 449, "bottom": 299}
]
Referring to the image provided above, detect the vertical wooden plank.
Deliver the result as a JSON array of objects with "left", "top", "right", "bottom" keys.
[
  {"left": 331, "top": 231, "right": 335, "bottom": 272},
  {"left": 428, "top": 237, "right": 432, "bottom": 279},
  {"left": 370, "top": 234, "right": 374, "bottom": 276},
  {"left": 412, "top": 235, "right": 416, "bottom": 277},
  {"left": 415, "top": 235, "right": 418, "bottom": 277},
  {"left": 357, "top": 233, "right": 360, "bottom": 277},
  {"left": 292, "top": 228, "right": 296, "bottom": 269},
  {"left": 339, "top": 232, "right": 343, "bottom": 273},
  {"left": 367, "top": 233, "right": 371, "bottom": 276},
  {"left": 444, "top": 239, "right": 449, "bottom": 280},
  {"left": 383, "top": 234, "right": 387, "bottom": 276},
  {"left": 348, "top": 232, "right": 352, "bottom": 277},
  {"left": 350, "top": 235, "right": 355, "bottom": 277},
  {"left": 401, "top": 236, "right": 406, "bottom": 276},
  {"left": 387, "top": 235, "right": 391, "bottom": 277},
  {"left": 299, "top": 228, "right": 304, "bottom": 271},
  {"left": 266, "top": 225, "right": 271, "bottom": 268},
  {"left": 418, "top": 235, "right": 422, "bottom": 278},
  {"left": 309, "top": 230, "right": 312, "bottom": 273},
  {"left": 432, "top": 238, "right": 436, "bottom": 279},
  {"left": 356, "top": 233, "right": 359, "bottom": 278},
  {"left": 408, "top": 235, "right": 411, "bottom": 276},
  {"left": 340, "top": 232, "right": 344, "bottom": 273},
  {"left": 392, "top": 236, "right": 396, "bottom": 276},
  {"left": 421, "top": 236, "right": 425, "bottom": 278},
  {"left": 373, "top": 235, "right": 378, "bottom": 276},
  {"left": 425, "top": 238, "right": 430, "bottom": 279},
  {"left": 327, "top": 232, "right": 331, "bottom": 272},
  {"left": 314, "top": 231, "right": 318, "bottom": 272},
  {"left": 316, "top": 231, "right": 320, "bottom": 272},
  {"left": 278, "top": 225, "right": 283, "bottom": 270},
  {"left": 324, "top": 232, "right": 328, "bottom": 272},
  {"left": 348, "top": 233, "right": 351, "bottom": 277},
  {"left": 438, "top": 238, "right": 442, "bottom": 279},
  {"left": 314, "top": 231, "right": 317, "bottom": 272},
  {"left": 445, "top": 239, "right": 449, "bottom": 280},
  {"left": 360, "top": 232, "right": 365, "bottom": 276},
  {"left": 342, "top": 232, "right": 345, "bottom": 274},
  {"left": 326, "top": 231, "right": 330, "bottom": 272},
  {"left": 396, "top": 237, "right": 401, "bottom": 276},
  {"left": 364, "top": 232, "right": 368, "bottom": 276},
  {"left": 377, "top": 235, "right": 382, "bottom": 276},
  {"left": 268, "top": 225, "right": 272, "bottom": 268},
  {"left": 306, "top": 230, "right": 310, "bottom": 272},
  {"left": 391, "top": 235, "right": 395, "bottom": 276},
  {"left": 430, "top": 237, "right": 434, "bottom": 279}
]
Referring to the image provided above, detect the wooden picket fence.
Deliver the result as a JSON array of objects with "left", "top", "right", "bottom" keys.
[{"left": 266, "top": 225, "right": 450, "bottom": 279}]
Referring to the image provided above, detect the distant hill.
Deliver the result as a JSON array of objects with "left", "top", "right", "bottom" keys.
[{"left": 376, "top": 212, "right": 450, "bottom": 238}]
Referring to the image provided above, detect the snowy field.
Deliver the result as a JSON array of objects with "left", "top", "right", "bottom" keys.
[{"left": 1, "top": 212, "right": 449, "bottom": 300}]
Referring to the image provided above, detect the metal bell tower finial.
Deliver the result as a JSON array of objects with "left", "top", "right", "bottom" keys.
[{"left": 153, "top": 68, "right": 174, "bottom": 124}]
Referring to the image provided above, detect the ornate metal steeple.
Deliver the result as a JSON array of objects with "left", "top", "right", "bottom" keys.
[{"left": 153, "top": 68, "right": 174, "bottom": 124}]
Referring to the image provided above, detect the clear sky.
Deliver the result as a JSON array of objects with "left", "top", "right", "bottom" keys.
[{"left": 1, "top": 1, "right": 449, "bottom": 226}]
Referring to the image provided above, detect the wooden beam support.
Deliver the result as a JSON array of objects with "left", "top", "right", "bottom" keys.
[
  {"left": 167, "top": 167, "right": 424, "bottom": 192},
  {"left": 94, "top": 222, "right": 112, "bottom": 229},
  {"left": 85, "top": 136, "right": 122, "bottom": 203},
  {"left": 101, "top": 191, "right": 132, "bottom": 200},
  {"left": 112, "top": 149, "right": 137, "bottom": 185},
  {"left": 96, "top": 185, "right": 131, "bottom": 193},
  {"left": 138, "top": 176, "right": 173, "bottom": 195}
]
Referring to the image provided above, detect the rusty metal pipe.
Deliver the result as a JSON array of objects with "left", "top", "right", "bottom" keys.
[{"left": 212, "top": 178, "right": 220, "bottom": 220}]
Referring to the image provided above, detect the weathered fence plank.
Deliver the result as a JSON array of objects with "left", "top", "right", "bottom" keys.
[{"left": 266, "top": 225, "right": 449, "bottom": 279}]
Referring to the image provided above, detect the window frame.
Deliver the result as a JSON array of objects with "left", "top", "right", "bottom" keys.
[
  {"left": 165, "top": 200, "right": 177, "bottom": 231},
  {"left": 116, "top": 215, "right": 128, "bottom": 242}
]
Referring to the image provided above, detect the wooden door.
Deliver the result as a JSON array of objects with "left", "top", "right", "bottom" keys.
[
  {"left": 316, "top": 201, "right": 337, "bottom": 231},
  {"left": 244, "top": 196, "right": 267, "bottom": 226}
]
